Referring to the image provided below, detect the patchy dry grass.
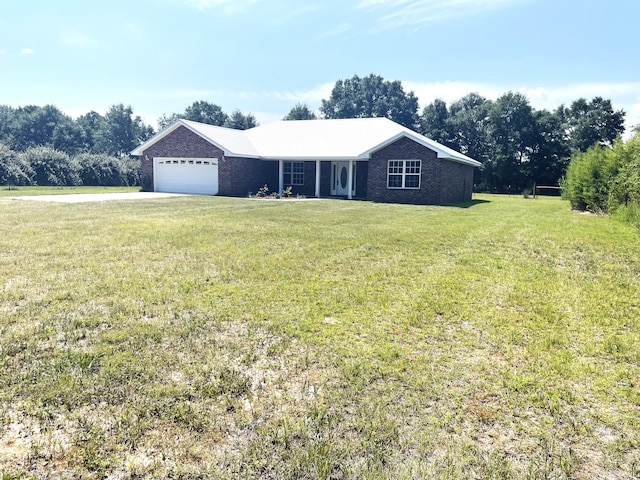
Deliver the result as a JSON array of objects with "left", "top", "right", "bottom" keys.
[{"left": 1, "top": 192, "right": 639, "bottom": 479}]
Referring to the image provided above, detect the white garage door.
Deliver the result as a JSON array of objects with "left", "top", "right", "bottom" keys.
[{"left": 154, "top": 158, "right": 218, "bottom": 195}]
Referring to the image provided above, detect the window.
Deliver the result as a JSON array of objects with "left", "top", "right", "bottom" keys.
[
  {"left": 283, "top": 162, "right": 304, "bottom": 186},
  {"left": 387, "top": 160, "right": 421, "bottom": 189}
]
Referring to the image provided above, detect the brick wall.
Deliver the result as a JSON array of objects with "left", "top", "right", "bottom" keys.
[
  {"left": 141, "top": 125, "right": 278, "bottom": 197},
  {"left": 219, "top": 157, "right": 277, "bottom": 197},
  {"left": 367, "top": 137, "right": 440, "bottom": 204},
  {"left": 439, "top": 161, "right": 475, "bottom": 204},
  {"left": 141, "top": 126, "right": 224, "bottom": 192}
]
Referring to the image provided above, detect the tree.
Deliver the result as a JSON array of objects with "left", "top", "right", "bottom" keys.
[
  {"left": 157, "top": 113, "right": 183, "bottom": 130},
  {"left": 224, "top": 110, "right": 257, "bottom": 130},
  {"left": 420, "top": 99, "right": 452, "bottom": 146},
  {"left": 487, "top": 92, "right": 538, "bottom": 191},
  {"left": 526, "top": 109, "right": 571, "bottom": 187},
  {"left": 447, "top": 93, "right": 493, "bottom": 162},
  {"left": 183, "top": 101, "right": 228, "bottom": 126},
  {"left": 320, "top": 74, "right": 419, "bottom": 129},
  {"left": 94, "top": 104, "right": 154, "bottom": 156},
  {"left": 561, "top": 97, "right": 625, "bottom": 152},
  {"left": 283, "top": 103, "right": 317, "bottom": 120},
  {"left": 75, "top": 111, "right": 105, "bottom": 152},
  {"left": 8, "top": 105, "right": 68, "bottom": 150},
  {"left": 0, "top": 105, "right": 14, "bottom": 145}
]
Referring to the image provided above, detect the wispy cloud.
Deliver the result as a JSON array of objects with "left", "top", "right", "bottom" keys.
[
  {"left": 20, "top": 48, "right": 35, "bottom": 55},
  {"left": 185, "top": 0, "right": 262, "bottom": 13},
  {"left": 357, "top": 0, "right": 527, "bottom": 31},
  {"left": 272, "top": 82, "right": 335, "bottom": 104},
  {"left": 60, "top": 31, "right": 96, "bottom": 48},
  {"left": 272, "top": 4, "right": 321, "bottom": 26},
  {"left": 318, "top": 22, "right": 352, "bottom": 39}
]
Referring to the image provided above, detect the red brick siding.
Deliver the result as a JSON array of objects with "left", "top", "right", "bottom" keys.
[
  {"left": 367, "top": 137, "right": 440, "bottom": 204},
  {"left": 141, "top": 126, "right": 224, "bottom": 192},
  {"left": 440, "top": 161, "right": 475, "bottom": 204},
  {"left": 219, "top": 157, "right": 277, "bottom": 197}
]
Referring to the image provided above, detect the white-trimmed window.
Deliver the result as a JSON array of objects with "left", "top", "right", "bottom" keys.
[
  {"left": 284, "top": 162, "right": 304, "bottom": 186},
  {"left": 387, "top": 160, "right": 421, "bottom": 189}
]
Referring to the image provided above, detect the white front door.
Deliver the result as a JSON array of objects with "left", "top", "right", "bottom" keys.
[{"left": 331, "top": 161, "right": 356, "bottom": 197}]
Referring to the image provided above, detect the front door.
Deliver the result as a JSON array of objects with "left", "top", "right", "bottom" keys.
[{"left": 331, "top": 161, "right": 356, "bottom": 197}]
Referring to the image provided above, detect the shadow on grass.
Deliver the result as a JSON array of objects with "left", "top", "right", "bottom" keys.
[{"left": 446, "top": 199, "right": 492, "bottom": 209}]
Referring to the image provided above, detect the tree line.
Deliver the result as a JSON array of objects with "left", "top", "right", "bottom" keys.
[
  {"left": 0, "top": 74, "right": 628, "bottom": 191},
  {"left": 0, "top": 103, "right": 257, "bottom": 188},
  {"left": 308, "top": 74, "right": 626, "bottom": 193}
]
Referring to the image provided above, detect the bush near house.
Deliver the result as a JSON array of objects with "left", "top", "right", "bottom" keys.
[{"left": 0, "top": 143, "right": 140, "bottom": 188}]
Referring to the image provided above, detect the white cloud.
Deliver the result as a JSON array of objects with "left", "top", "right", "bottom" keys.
[
  {"left": 272, "top": 82, "right": 335, "bottom": 104},
  {"left": 60, "top": 31, "right": 96, "bottom": 48},
  {"left": 0, "top": 49, "right": 6, "bottom": 55},
  {"left": 318, "top": 22, "right": 352, "bottom": 39},
  {"left": 356, "top": 0, "right": 527, "bottom": 31},
  {"left": 20, "top": 48, "right": 35, "bottom": 55},
  {"left": 185, "top": 0, "right": 262, "bottom": 13}
]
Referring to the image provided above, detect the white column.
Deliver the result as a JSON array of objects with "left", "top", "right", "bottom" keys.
[
  {"left": 347, "top": 159, "right": 353, "bottom": 200},
  {"left": 278, "top": 160, "right": 284, "bottom": 194},
  {"left": 315, "top": 160, "right": 321, "bottom": 198}
]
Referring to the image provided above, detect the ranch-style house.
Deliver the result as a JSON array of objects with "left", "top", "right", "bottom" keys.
[{"left": 131, "top": 117, "right": 481, "bottom": 205}]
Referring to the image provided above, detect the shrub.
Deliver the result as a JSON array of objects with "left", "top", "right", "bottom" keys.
[
  {"left": 75, "top": 153, "right": 123, "bottom": 186},
  {"left": 0, "top": 143, "right": 34, "bottom": 187},
  {"left": 74, "top": 153, "right": 140, "bottom": 186},
  {"left": 608, "top": 133, "right": 640, "bottom": 212},
  {"left": 19, "top": 146, "right": 81, "bottom": 186},
  {"left": 563, "top": 143, "right": 620, "bottom": 212}
]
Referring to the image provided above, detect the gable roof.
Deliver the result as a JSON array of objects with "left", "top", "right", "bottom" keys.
[{"left": 132, "top": 117, "right": 481, "bottom": 167}]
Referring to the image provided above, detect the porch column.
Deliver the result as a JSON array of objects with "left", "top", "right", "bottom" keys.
[
  {"left": 347, "top": 159, "right": 353, "bottom": 200},
  {"left": 315, "top": 160, "right": 321, "bottom": 198},
  {"left": 278, "top": 160, "right": 284, "bottom": 194}
]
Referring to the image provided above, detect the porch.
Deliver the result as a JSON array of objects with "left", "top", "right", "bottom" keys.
[{"left": 274, "top": 160, "right": 368, "bottom": 199}]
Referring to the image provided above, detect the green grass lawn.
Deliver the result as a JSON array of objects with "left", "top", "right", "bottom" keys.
[
  {"left": 0, "top": 185, "right": 139, "bottom": 197},
  {"left": 1, "top": 192, "right": 638, "bottom": 479}
]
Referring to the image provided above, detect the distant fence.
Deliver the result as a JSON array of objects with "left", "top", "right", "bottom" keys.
[{"left": 533, "top": 184, "right": 563, "bottom": 198}]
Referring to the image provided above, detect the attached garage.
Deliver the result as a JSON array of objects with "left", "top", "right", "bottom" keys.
[{"left": 153, "top": 157, "right": 218, "bottom": 195}]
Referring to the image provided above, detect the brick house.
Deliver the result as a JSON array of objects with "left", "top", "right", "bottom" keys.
[{"left": 131, "top": 117, "right": 480, "bottom": 205}]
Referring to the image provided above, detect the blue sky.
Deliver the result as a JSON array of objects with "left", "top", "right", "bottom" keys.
[{"left": 1, "top": 0, "right": 639, "bottom": 134}]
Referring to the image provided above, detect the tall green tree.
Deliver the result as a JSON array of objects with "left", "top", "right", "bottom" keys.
[
  {"left": 320, "top": 74, "right": 419, "bottom": 129},
  {"left": 157, "top": 113, "right": 183, "bottom": 130},
  {"left": 526, "top": 109, "right": 571, "bottom": 186},
  {"left": 561, "top": 97, "right": 625, "bottom": 152},
  {"left": 183, "top": 101, "right": 229, "bottom": 126},
  {"left": 8, "top": 105, "right": 68, "bottom": 150},
  {"left": 488, "top": 92, "right": 538, "bottom": 191},
  {"left": 0, "top": 105, "right": 14, "bottom": 145},
  {"left": 75, "top": 111, "right": 105, "bottom": 152},
  {"left": 420, "top": 98, "right": 452, "bottom": 146},
  {"left": 94, "top": 104, "right": 153, "bottom": 156},
  {"left": 224, "top": 110, "right": 257, "bottom": 130},
  {"left": 283, "top": 103, "right": 317, "bottom": 120},
  {"left": 447, "top": 93, "right": 493, "bottom": 162}
]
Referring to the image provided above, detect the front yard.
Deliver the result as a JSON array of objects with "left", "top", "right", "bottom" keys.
[{"left": 0, "top": 191, "right": 638, "bottom": 478}]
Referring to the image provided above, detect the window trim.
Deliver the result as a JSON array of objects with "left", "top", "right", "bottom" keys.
[
  {"left": 283, "top": 161, "right": 304, "bottom": 186},
  {"left": 387, "top": 159, "right": 421, "bottom": 189}
]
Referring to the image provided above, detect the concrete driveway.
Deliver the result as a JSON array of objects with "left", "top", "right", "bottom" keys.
[{"left": 9, "top": 192, "right": 188, "bottom": 203}]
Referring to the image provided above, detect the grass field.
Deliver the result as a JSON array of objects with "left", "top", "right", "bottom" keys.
[{"left": 1, "top": 189, "right": 639, "bottom": 479}]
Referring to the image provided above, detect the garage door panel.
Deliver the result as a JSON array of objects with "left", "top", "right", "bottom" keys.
[{"left": 154, "top": 158, "right": 218, "bottom": 195}]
